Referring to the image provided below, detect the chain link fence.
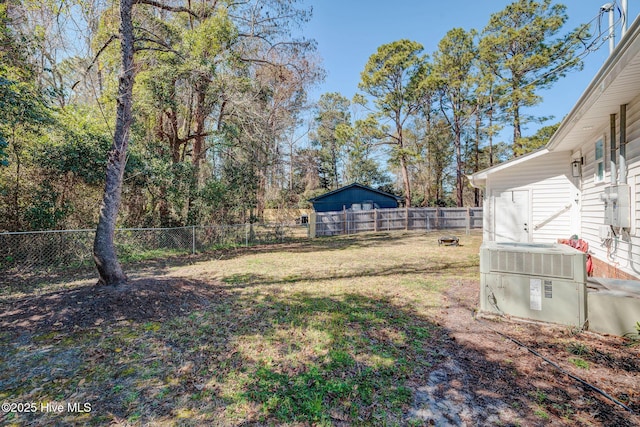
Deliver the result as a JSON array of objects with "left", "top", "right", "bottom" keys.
[{"left": 0, "top": 223, "right": 308, "bottom": 273}]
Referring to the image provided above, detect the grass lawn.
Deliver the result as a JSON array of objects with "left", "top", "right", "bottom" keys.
[{"left": 0, "top": 231, "right": 482, "bottom": 426}]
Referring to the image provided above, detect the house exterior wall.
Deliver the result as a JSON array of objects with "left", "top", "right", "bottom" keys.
[
  {"left": 483, "top": 150, "right": 577, "bottom": 243},
  {"left": 578, "top": 93, "right": 640, "bottom": 278}
]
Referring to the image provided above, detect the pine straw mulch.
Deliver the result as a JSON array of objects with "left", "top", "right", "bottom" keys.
[{"left": 429, "top": 279, "right": 640, "bottom": 426}]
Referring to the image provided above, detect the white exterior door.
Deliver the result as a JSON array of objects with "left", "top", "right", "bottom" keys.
[{"left": 494, "top": 190, "right": 530, "bottom": 242}]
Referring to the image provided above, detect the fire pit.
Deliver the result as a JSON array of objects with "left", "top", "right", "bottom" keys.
[{"left": 438, "top": 235, "right": 459, "bottom": 246}]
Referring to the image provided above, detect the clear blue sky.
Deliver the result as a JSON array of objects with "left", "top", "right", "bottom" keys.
[{"left": 299, "top": 0, "right": 636, "bottom": 142}]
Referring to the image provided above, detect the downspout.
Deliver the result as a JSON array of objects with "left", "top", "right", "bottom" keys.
[
  {"left": 610, "top": 113, "right": 617, "bottom": 185},
  {"left": 619, "top": 104, "right": 627, "bottom": 184}
]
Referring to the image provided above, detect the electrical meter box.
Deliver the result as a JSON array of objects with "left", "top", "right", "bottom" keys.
[{"left": 601, "top": 184, "right": 630, "bottom": 228}]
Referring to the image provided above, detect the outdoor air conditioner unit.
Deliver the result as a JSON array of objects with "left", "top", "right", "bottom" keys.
[{"left": 480, "top": 242, "right": 587, "bottom": 327}]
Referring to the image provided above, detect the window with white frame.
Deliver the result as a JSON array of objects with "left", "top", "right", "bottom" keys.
[{"left": 595, "top": 138, "right": 605, "bottom": 182}]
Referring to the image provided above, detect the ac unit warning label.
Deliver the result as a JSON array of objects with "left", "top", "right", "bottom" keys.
[
  {"left": 530, "top": 278, "right": 542, "bottom": 311},
  {"left": 544, "top": 280, "right": 553, "bottom": 298}
]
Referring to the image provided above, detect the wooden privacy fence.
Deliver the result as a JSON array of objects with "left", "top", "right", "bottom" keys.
[{"left": 310, "top": 207, "right": 483, "bottom": 237}]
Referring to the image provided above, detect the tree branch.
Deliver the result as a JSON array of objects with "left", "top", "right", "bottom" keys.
[
  {"left": 134, "top": 36, "right": 185, "bottom": 59},
  {"left": 72, "top": 34, "right": 119, "bottom": 91},
  {"left": 134, "top": 0, "right": 199, "bottom": 17}
]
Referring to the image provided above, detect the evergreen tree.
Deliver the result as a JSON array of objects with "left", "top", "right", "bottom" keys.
[
  {"left": 429, "top": 28, "right": 477, "bottom": 207},
  {"left": 358, "top": 39, "right": 427, "bottom": 206},
  {"left": 309, "top": 92, "right": 351, "bottom": 189},
  {"left": 479, "top": 0, "right": 584, "bottom": 153}
]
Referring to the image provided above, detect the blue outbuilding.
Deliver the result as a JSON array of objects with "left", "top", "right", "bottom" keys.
[{"left": 308, "top": 183, "right": 401, "bottom": 213}]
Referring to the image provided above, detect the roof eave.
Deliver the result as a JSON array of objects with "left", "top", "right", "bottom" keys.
[
  {"left": 468, "top": 148, "right": 550, "bottom": 188},
  {"left": 547, "top": 14, "right": 640, "bottom": 152}
]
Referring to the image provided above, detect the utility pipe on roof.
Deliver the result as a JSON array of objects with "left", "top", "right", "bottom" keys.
[
  {"left": 609, "top": 3, "right": 615, "bottom": 54},
  {"left": 601, "top": 3, "right": 615, "bottom": 54},
  {"left": 622, "top": 0, "right": 628, "bottom": 38},
  {"left": 611, "top": 113, "right": 617, "bottom": 185},
  {"left": 620, "top": 104, "right": 628, "bottom": 184}
]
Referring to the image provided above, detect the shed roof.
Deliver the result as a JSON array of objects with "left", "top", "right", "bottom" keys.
[{"left": 308, "top": 183, "right": 401, "bottom": 202}]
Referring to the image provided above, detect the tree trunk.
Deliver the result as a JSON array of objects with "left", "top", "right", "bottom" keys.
[
  {"left": 192, "top": 78, "right": 208, "bottom": 175},
  {"left": 455, "top": 129, "right": 463, "bottom": 207},
  {"left": 93, "top": 0, "right": 135, "bottom": 286},
  {"left": 396, "top": 119, "right": 411, "bottom": 207},
  {"left": 474, "top": 112, "right": 480, "bottom": 207},
  {"left": 488, "top": 100, "right": 494, "bottom": 167},
  {"left": 12, "top": 138, "right": 21, "bottom": 230},
  {"left": 513, "top": 98, "right": 522, "bottom": 154},
  {"left": 399, "top": 152, "right": 411, "bottom": 207}
]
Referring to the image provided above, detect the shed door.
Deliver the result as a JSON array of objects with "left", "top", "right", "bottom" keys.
[{"left": 494, "top": 190, "right": 530, "bottom": 242}]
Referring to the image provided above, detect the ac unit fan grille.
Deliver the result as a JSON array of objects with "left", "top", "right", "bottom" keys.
[{"left": 489, "top": 250, "right": 574, "bottom": 279}]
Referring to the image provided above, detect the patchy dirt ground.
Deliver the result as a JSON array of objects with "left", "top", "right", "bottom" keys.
[
  {"left": 0, "top": 278, "right": 221, "bottom": 334},
  {"left": 411, "top": 278, "right": 640, "bottom": 426},
  {"left": 1, "top": 234, "right": 639, "bottom": 426},
  {"left": 3, "top": 276, "right": 639, "bottom": 426}
]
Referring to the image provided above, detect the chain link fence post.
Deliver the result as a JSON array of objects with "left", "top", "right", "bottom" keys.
[{"left": 192, "top": 225, "right": 196, "bottom": 255}]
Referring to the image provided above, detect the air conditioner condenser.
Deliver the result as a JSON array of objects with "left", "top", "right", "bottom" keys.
[{"left": 480, "top": 242, "right": 587, "bottom": 327}]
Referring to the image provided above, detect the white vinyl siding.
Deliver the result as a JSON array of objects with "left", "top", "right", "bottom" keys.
[
  {"left": 485, "top": 151, "right": 576, "bottom": 243},
  {"left": 580, "top": 94, "right": 640, "bottom": 277}
]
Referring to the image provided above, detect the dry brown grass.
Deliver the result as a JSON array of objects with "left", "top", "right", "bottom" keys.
[{"left": 1, "top": 231, "right": 482, "bottom": 426}]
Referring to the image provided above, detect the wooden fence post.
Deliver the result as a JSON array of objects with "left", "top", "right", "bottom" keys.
[
  {"left": 310, "top": 212, "right": 317, "bottom": 238},
  {"left": 343, "top": 206, "right": 347, "bottom": 235},
  {"left": 405, "top": 207, "right": 409, "bottom": 230},
  {"left": 466, "top": 207, "right": 471, "bottom": 235},
  {"left": 435, "top": 207, "right": 440, "bottom": 229},
  {"left": 374, "top": 209, "right": 378, "bottom": 232}
]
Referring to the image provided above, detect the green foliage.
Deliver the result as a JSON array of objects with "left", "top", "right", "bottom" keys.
[
  {"left": 0, "top": 74, "right": 52, "bottom": 166},
  {"left": 359, "top": 39, "right": 426, "bottom": 115},
  {"left": 247, "top": 365, "right": 339, "bottom": 423},
  {"left": 358, "top": 39, "right": 428, "bottom": 206},
  {"left": 566, "top": 341, "right": 590, "bottom": 356},
  {"left": 431, "top": 28, "right": 478, "bottom": 206},
  {"left": 0, "top": 3, "right": 52, "bottom": 152},
  {"left": 23, "top": 183, "right": 72, "bottom": 230},
  {"left": 342, "top": 117, "right": 390, "bottom": 188},
  {"left": 569, "top": 357, "right": 589, "bottom": 369},
  {"left": 310, "top": 92, "right": 352, "bottom": 189},
  {"left": 35, "top": 110, "right": 111, "bottom": 185},
  {"left": 181, "top": 7, "right": 237, "bottom": 61},
  {"left": 531, "top": 389, "right": 547, "bottom": 404},
  {"left": 479, "top": 0, "right": 584, "bottom": 147},
  {"left": 514, "top": 122, "right": 560, "bottom": 156}
]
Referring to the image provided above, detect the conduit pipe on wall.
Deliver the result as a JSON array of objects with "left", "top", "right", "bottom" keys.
[
  {"left": 610, "top": 113, "right": 617, "bottom": 185},
  {"left": 619, "top": 104, "right": 627, "bottom": 184}
]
